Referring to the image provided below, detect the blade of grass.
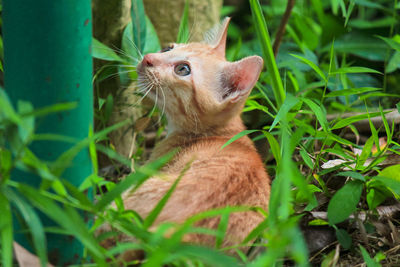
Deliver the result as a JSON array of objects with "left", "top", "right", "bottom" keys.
[
  {"left": 220, "top": 129, "right": 259, "bottom": 149},
  {"left": 325, "top": 87, "right": 381, "bottom": 97},
  {"left": 263, "top": 131, "right": 281, "bottom": 165},
  {"left": 291, "top": 54, "right": 327, "bottom": 82},
  {"left": 0, "top": 193, "right": 13, "bottom": 267},
  {"left": 176, "top": 0, "right": 190, "bottom": 43},
  {"left": 95, "top": 150, "right": 176, "bottom": 211},
  {"left": 302, "top": 98, "right": 329, "bottom": 132},
  {"left": 215, "top": 212, "right": 230, "bottom": 249},
  {"left": 5, "top": 188, "right": 48, "bottom": 266},
  {"left": 331, "top": 111, "right": 387, "bottom": 130},
  {"left": 143, "top": 160, "right": 191, "bottom": 229},
  {"left": 249, "top": 0, "right": 285, "bottom": 107},
  {"left": 270, "top": 94, "right": 300, "bottom": 130},
  {"left": 17, "top": 184, "right": 106, "bottom": 263},
  {"left": 330, "top": 66, "right": 382, "bottom": 75}
]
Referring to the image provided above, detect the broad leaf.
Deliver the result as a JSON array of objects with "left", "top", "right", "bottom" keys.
[
  {"left": 92, "top": 38, "right": 123, "bottom": 62},
  {"left": 131, "top": 0, "right": 147, "bottom": 53},
  {"left": 375, "top": 165, "right": 400, "bottom": 195},
  {"left": 328, "top": 180, "right": 363, "bottom": 225}
]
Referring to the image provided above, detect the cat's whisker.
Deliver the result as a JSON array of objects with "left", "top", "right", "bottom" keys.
[
  {"left": 124, "top": 37, "right": 144, "bottom": 60},
  {"left": 110, "top": 44, "right": 142, "bottom": 64}
]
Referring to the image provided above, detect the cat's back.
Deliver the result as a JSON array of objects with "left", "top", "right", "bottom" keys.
[{"left": 152, "top": 134, "right": 270, "bottom": 209}]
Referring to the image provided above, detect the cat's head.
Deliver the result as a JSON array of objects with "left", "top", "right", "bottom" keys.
[{"left": 137, "top": 18, "right": 263, "bottom": 134}]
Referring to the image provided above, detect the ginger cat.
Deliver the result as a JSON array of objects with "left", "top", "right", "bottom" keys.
[{"left": 117, "top": 18, "right": 270, "bottom": 256}]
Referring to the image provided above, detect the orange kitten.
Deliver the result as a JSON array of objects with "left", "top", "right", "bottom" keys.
[{"left": 121, "top": 17, "right": 270, "bottom": 255}]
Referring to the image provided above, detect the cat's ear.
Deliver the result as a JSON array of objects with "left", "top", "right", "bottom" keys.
[
  {"left": 204, "top": 17, "right": 231, "bottom": 58},
  {"left": 220, "top": 56, "right": 264, "bottom": 102}
]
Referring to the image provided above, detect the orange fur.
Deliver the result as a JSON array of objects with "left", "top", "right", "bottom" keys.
[{"left": 117, "top": 18, "right": 270, "bottom": 255}]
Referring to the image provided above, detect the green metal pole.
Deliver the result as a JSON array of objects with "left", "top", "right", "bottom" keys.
[{"left": 3, "top": 0, "right": 93, "bottom": 265}]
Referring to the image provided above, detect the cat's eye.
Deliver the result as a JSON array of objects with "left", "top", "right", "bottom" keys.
[
  {"left": 174, "top": 63, "right": 191, "bottom": 76},
  {"left": 161, "top": 44, "right": 174, "bottom": 53}
]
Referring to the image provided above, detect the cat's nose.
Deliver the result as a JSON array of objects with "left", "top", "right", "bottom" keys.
[{"left": 142, "top": 54, "right": 154, "bottom": 67}]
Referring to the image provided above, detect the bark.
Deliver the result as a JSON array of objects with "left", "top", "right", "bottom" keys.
[{"left": 143, "top": 0, "right": 223, "bottom": 48}]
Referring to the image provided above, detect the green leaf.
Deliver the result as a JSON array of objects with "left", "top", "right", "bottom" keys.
[
  {"left": 143, "top": 162, "right": 189, "bottom": 229},
  {"left": 262, "top": 131, "right": 281, "bottom": 165},
  {"left": 250, "top": 0, "right": 285, "bottom": 107},
  {"left": 397, "top": 102, "right": 400, "bottom": 113},
  {"left": 328, "top": 180, "right": 363, "bottom": 225},
  {"left": 291, "top": 54, "right": 327, "bottom": 82},
  {"left": 0, "top": 150, "right": 12, "bottom": 184},
  {"left": 25, "top": 104, "right": 79, "bottom": 124},
  {"left": 360, "top": 92, "right": 400, "bottom": 101},
  {"left": 330, "top": 66, "right": 382, "bottom": 75},
  {"left": 220, "top": 129, "right": 259, "bottom": 149},
  {"left": 17, "top": 184, "right": 106, "bottom": 263},
  {"left": 0, "top": 193, "right": 13, "bottom": 267},
  {"left": 215, "top": 212, "right": 229, "bottom": 249},
  {"left": 51, "top": 119, "right": 129, "bottom": 177},
  {"left": 358, "top": 136, "right": 374, "bottom": 167},
  {"left": 359, "top": 245, "right": 381, "bottom": 267},
  {"left": 321, "top": 249, "right": 337, "bottom": 267},
  {"left": 366, "top": 180, "right": 392, "bottom": 210},
  {"left": 337, "top": 171, "right": 365, "bottom": 182},
  {"left": 92, "top": 38, "right": 124, "bottom": 62},
  {"left": 121, "top": 21, "right": 141, "bottom": 61},
  {"left": 300, "top": 148, "right": 313, "bottom": 169},
  {"left": 171, "top": 244, "right": 240, "bottom": 267},
  {"left": 131, "top": 0, "right": 147, "bottom": 53},
  {"left": 143, "top": 17, "right": 161, "bottom": 54},
  {"left": 377, "top": 36, "right": 400, "bottom": 51},
  {"left": 5, "top": 188, "right": 47, "bottom": 266},
  {"left": 325, "top": 87, "right": 381, "bottom": 97},
  {"left": 244, "top": 99, "right": 269, "bottom": 114},
  {"left": 336, "top": 228, "right": 352, "bottom": 249},
  {"left": 331, "top": 112, "right": 384, "bottom": 130},
  {"left": 322, "top": 33, "right": 387, "bottom": 61},
  {"left": 17, "top": 101, "right": 34, "bottom": 143},
  {"left": 0, "top": 88, "right": 21, "bottom": 124},
  {"left": 375, "top": 165, "right": 400, "bottom": 195},
  {"left": 176, "top": 0, "right": 190, "bottom": 43},
  {"left": 344, "top": 0, "right": 355, "bottom": 26},
  {"left": 242, "top": 219, "right": 268, "bottom": 244},
  {"left": 387, "top": 51, "right": 400, "bottom": 73},
  {"left": 270, "top": 94, "right": 300, "bottom": 130},
  {"left": 302, "top": 98, "right": 329, "bottom": 132},
  {"left": 349, "top": 17, "right": 396, "bottom": 29},
  {"left": 95, "top": 150, "right": 176, "bottom": 211}
]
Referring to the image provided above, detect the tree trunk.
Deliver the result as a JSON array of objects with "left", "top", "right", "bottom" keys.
[{"left": 143, "top": 0, "right": 223, "bottom": 48}]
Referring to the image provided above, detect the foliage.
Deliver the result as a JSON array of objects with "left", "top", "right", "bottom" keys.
[{"left": 1, "top": 0, "right": 400, "bottom": 266}]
